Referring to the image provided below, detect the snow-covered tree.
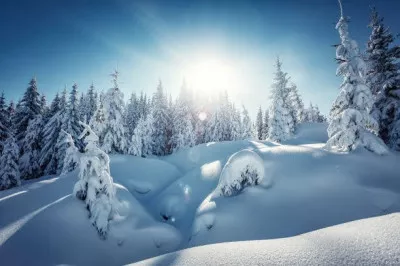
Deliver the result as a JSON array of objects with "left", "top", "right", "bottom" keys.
[
  {"left": 366, "top": 8, "right": 400, "bottom": 150},
  {"left": 19, "top": 115, "right": 43, "bottom": 179},
  {"left": 170, "top": 94, "right": 196, "bottom": 152},
  {"left": 241, "top": 105, "right": 253, "bottom": 139},
  {"left": 262, "top": 109, "right": 269, "bottom": 140},
  {"left": 125, "top": 93, "right": 140, "bottom": 138},
  {"left": 61, "top": 131, "right": 79, "bottom": 175},
  {"left": 231, "top": 105, "right": 242, "bottom": 141},
  {"left": 39, "top": 94, "right": 65, "bottom": 175},
  {"left": 90, "top": 92, "right": 107, "bottom": 145},
  {"left": 0, "top": 136, "right": 20, "bottom": 190},
  {"left": 195, "top": 112, "right": 207, "bottom": 144},
  {"left": 304, "top": 102, "right": 325, "bottom": 123},
  {"left": 256, "top": 107, "right": 263, "bottom": 140},
  {"left": 129, "top": 112, "right": 154, "bottom": 157},
  {"left": 0, "top": 92, "right": 8, "bottom": 154},
  {"left": 5, "top": 101, "right": 15, "bottom": 130},
  {"left": 87, "top": 83, "right": 98, "bottom": 123},
  {"left": 14, "top": 78, "right": 42, "bottom": 149},
  {"left": 326, "top": 2, "right": 387, "bottom": 154},
  {"left": 268, "top": 58, "right": 295, "bottom": 142},
  {"left": 151, "top": 81, "right": 169, "bottom": 155},
  {"left": 73, "top": 122, "right": 115, "bottom": 239},
  {"left": 101, "top": 71, "right": 128, "bottom": 153},
  {"left": 288, "top": 83, "right": 305, "bottom": 125},
  {"left": 64, "top": 83, "right": 83, "bottom": 150}
]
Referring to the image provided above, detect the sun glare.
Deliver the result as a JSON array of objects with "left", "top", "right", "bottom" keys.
[{"left": 186, "top": 58, "right": 235, "bottom": 94}]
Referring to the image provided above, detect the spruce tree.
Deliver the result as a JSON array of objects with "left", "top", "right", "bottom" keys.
[
  {"left": 101, "top": 71, "right": 128, "bottom": 153},
  {"left": 241, "top": 105, "right": 253, "bottom": 140},
  {"left": 151, "top": 81, "right": 169, "bottom": 155},
  {"left": 39, "top": 93, "right": 67, "bottom": 175},
  {"left": 256, "top": 106, "right": 263, "bottom": 140},
  {"left": 64, "top": 83, "right": 83, "bottom": 150},
  {"left": 366, "top": 8, "right": 400, "bottom": 150},
  {"left": 73, "top": 122, "right": 115, "bottom": 239},
  {"left": 0, "top": 92, "right": 8, "bottom": 154},
  {"left": 19, "top": 115, "right": 43, "bottom": 179},
  {"left": 0, "top": 136, "right": 21, "bottom": 190},
  {"left": 262, "top": 109, "right": 269, "bottom": 140},
  {"left": 326, "top": 1, "right": 387, "bottom": 154},
  {"left": 268, "top": 58, "right": 294, "bottom": 142},
  {"left": 14, "top": 78, "right": 42, "bottom": 150},
  {"left": 129, "top": 112, "right": 154, "bottom": 157}
]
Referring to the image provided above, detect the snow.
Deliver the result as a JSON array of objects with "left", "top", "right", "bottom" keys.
[
  {"left": 133, "top": 213, "right": 400, "bottom": 266},
  {"left": 212, "top": 149, "right": 267, "bottom": 197},
  {"left": 1, "top": 123, "right": 400, "bottom": 265}
]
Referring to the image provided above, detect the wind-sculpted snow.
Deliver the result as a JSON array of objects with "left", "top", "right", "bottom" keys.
[
  {"left": 212, "top": 149, "right": 267, "bottom": 197},
  {"left": 133, "top": 213, "right": 400, "bottom": 266}
]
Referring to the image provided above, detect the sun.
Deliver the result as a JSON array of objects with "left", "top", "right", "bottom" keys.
[{"left": 186, "top": 58, "right": 234, "bottom": 94}]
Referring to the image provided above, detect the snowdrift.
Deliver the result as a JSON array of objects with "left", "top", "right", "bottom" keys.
[{"left": 133, "top": 213, "right": 400, "bottom": 266}]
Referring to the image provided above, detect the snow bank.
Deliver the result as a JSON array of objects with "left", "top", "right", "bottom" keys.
[
  {"left": 133, "top": 213, "right": 400, "bottom": 265},
  {"left": 212, "top": 149, "right": 267, "bottom": 198}
]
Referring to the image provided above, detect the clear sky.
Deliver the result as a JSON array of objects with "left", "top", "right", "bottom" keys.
[{"left": 1, "top": 0, "right": 400, "bottom": 118}]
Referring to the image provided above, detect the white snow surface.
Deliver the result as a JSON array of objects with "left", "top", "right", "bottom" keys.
[
  {"left": 211, "top": 149, "right": 267, "bottom": 198},
  {"left": 1, "top": 123, "right": 400, "bottom": 265},
  {"left": 133, "top": 213, "right": 400, "bottom": 266}
]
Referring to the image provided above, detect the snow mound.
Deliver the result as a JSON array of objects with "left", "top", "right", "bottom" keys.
[
  {"left": 212, "top": 149, "right": 267, "bottom": 198},
  {"left": 133, "top": 213, "right": 400, "bottom": 266}
]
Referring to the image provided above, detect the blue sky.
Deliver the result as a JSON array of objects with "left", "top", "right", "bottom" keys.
[{"left": 1, "top": 0, "right": 399, "bottom": 118}]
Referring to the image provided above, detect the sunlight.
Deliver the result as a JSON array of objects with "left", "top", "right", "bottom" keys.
[{"left": 186, "top": 57, "right": 235, "bottom": 94}]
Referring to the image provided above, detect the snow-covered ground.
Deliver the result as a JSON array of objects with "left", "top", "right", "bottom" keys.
[
  {"left": 1, "top": 123, "right": 400, "bottom": 265},
  {"left": 133, "top": 213, "right": 400, "bottom": 266}
]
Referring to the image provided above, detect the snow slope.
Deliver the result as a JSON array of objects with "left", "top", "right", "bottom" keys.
[
  {"left": 133, "top": 213, "right": 400, "bottom": 266},
  {"left": 1, "top": 123, "right": 400, "bottom": 265},
  {"left": 0, "top": 158, "right": 182, "bottom": 265}
]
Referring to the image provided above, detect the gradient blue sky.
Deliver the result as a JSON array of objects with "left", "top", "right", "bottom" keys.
[{"left": 1, "top": 0, "right": 399, "bottom": 118}]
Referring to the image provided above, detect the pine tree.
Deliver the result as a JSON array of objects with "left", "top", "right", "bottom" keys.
[
  {"left": 19, "top": 115, "right": 43, "bottom": 179},
  {"left": 326, "top": 1, "right": 387, "bottom": 154},
  {"left": 231, "top": 105, "right": 242, "bottom": 141},
  {"left": 262, "top": 109, "right": 269, "bottom": 139},
  {"left": 170, "top": 85, "right": 196, "bottom": 151},
  {"left": 90, "top": 92, "right": 107, "bottom": 145},
  {"left": 101, "top": 71, "right": 128, "bottom": 153},
  {"left": 5, "top": 101, "right": 15, "bottom": 130},
  {"left": 39, "top": 93, "right": 67, "bottom": 175},
  {"left": 241, "top": 105, "right": 253, "bottom": 139},
  {"left": 129, "top": 112, "right": 154, "bottom": 157},
  {"left": 14, "top": 78, "right": 42, "bottom": 150},
  {"left": 256, "top": 106, "right": 263, "bottom": 140},
  {"left": 366, "top": 8, "right": 400, "bottom": 150},
  {"left": 73, "top": 122, "right": 115, "bottom": 239},
  {"left": 86, "top": 83, "right": 97, "bottom": 124},
  {"left": 125, "top": 93, "right": 140, "bottom": 138},
  {"left": 0, "top": 136, "right": 20, "bottom": 190},
  {"left": 61, "top": 131, "right": 79, "bottom": 175},
  {"left": 63, "top": 83, "right": 83, "bottom": 150},
  {"left": 287, "top": 83, "right": 305, "bottom": 125},
  {"left": 268, "top": 58, "right": 294, "bottom": 142},
  {"left": 0, "top": 92, "right": 8, "bottom": 154},
  {"left": 151, "top": 81, "right": 169, "bottom": 155}
]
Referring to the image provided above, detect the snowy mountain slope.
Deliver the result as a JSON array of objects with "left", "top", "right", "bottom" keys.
[
  {"left": 133, "top": 213, "right": 400, "bottom": 266},
  {"left": 1, "top": 123, "right": 400, "bottom": 265}
]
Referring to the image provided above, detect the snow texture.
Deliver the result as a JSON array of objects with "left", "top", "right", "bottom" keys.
[
  {"left": 134, "top": 213, "right": 400, "bottom": 266},
  {"left": 212, "top": 149, "right": 266, "bottom": 198}
]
